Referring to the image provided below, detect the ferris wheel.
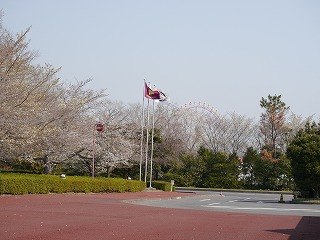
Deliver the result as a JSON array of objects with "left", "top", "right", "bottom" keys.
[{"left": 180, "top": 101, "right": 220, "bottom": 118}]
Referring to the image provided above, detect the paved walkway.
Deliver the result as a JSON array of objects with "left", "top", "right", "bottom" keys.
[{"left": 1, "top": 191, "right": 319, "bottom": 240}]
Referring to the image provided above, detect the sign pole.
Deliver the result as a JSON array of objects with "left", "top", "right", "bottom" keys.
[
  {"left": 92, "top": 122, "right": 105, "bottom": 179},
  {"left": 92, "top": 124, "right": 96, "bottom": 178}
]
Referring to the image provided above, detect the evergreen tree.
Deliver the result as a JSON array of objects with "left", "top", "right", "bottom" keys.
[
  {"left": 287, "top": 123, "right": 320, "bottom": 198},
  {"left": 199, "top": 147, "right": 240, "bottom": 188},
  {"left": 241, "top": 147, "right": 260, "bottom": 189}
]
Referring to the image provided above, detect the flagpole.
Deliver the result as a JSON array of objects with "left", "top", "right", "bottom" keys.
[
  {"left": 143, "top": 81, "right": 167, "bottom": 185},
  {"left": 149, "top": 99, "right": 155, "bottom": 188},
  {"left": 144, "top": 98, "right": 150, "bottom": 183},
  {"left": 139, "top": 80, "right": 146, "bottom": 181}
]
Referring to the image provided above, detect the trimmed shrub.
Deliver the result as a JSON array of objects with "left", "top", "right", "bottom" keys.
[
  {"left": 0, "top": 173, "right": 146, "bottom": 195},
  {"left": 148, "top": 180, "right": 174, "bottom": 191}
]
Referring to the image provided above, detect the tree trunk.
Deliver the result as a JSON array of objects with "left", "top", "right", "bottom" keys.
[
  {"left": 42, "top": 156, "right": 52, "bottom": 174},
  {"left": 313, "top": 188, "right": 319, "bottom": 199},
  {"left": 107, "top": 166, "right": 112, "bottom": 178}
]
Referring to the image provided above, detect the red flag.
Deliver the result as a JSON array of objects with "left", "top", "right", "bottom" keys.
[{"left": 144, "top": 82, "right": 160, "bottom": 100}]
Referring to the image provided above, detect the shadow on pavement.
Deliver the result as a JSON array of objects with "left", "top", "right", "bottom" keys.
[{"left": 268, "top": 216, "right": 320, "bottom": 240}]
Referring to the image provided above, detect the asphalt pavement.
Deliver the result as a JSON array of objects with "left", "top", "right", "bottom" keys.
[
  {"left": 1, "top": 191, "right": 320, "bottom": 240},
  {"left": 131, "top": 190, "right": 320, "bottom": 216}
]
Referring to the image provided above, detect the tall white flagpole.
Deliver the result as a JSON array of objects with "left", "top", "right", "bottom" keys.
[
  {"left": 149, "top": 99, "right": 155, "bottom": 188},
  {"left": 144, "top": 97, "right": 150, "bottom": 183},
  {"left": 139, "top": 81, "right": 146, "bottom": 181}
]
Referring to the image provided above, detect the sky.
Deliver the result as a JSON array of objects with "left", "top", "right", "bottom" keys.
[{"left": 2, "top": 0, "right": 320, "bottom": 120}]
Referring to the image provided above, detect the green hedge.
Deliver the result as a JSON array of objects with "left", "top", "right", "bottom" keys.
[
  {"left": 0, "top": 173, "right": 146, "bottom": 195},
  {"left": 148, "top": 180, "right": 175, "bottom": 192}
]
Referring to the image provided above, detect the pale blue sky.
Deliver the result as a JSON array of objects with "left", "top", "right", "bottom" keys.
[{"left": 2, "top": 0, "right": 320, "bottom": 119}]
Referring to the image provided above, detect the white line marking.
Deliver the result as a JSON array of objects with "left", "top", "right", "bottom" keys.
[
  {"left": 200, "top": 199, "right": 211, "bottom": 202},
  {"left": 201, "top": 205, "right": 320, "bottom": 213},
  {"left": 208, "top": 203, "right": 220, "bottom": 206}
]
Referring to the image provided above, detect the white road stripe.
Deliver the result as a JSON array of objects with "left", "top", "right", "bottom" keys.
[
  {"left": 208, "top": 203, "right": 220, "bottom": 205},
  {"left": 200, "top": 199, "right": 211, "bottom": 202},
  {"left": 201, "top": 205, "right": 320, "bottom": 213}
]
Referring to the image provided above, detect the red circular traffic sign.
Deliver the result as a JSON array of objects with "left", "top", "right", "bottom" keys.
[{"left": 95, "top": 122, "right": 105, "bottom": 132}]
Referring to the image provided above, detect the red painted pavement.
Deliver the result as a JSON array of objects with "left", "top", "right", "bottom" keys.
[{"left": 1, "top": 191, "right": 319, "bottom": 240}]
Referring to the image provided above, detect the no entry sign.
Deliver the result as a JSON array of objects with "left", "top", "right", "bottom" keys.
[{"left": 95, "top": 122, "right": 105, "bottom": 132}]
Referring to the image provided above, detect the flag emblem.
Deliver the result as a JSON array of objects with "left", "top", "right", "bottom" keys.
[{"left": 144, "top": 82, "right": 161, "bottom": 100}]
